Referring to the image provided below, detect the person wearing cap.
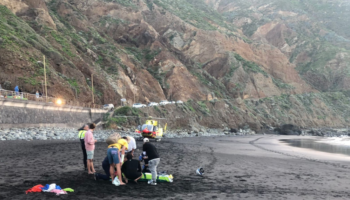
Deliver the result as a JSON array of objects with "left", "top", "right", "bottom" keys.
[
  {"left": 106, "top": 133, "right": 129, "bottom": 186},
  {"left": 142, "top": 138, "right": 160, "bottom": 186},
  {"left": 78, "top": 124, "right": 89, "bottom": 170},
  {"left": 123, "top": 136, "right": 137, "bottom": 156}
]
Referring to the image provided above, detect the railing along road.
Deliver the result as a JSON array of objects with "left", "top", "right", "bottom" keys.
[{"left": 0, "top": 89, "right": 103, "bottom": 109}]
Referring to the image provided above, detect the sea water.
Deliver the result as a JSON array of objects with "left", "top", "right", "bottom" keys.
[{"left": 280, "top": 137, "right": 350, "bottom": 157}]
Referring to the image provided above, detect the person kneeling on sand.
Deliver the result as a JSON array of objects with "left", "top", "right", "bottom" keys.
[
  {"left": 139, "top": 151, "right": 151, "bottom": 173},
  {"left": 122, "top": 153, "right": 142, "bottom": 183},
  {"left": 106, "top": 133, "right": 129, "bottom": 185},
  {"left": 143, "top": 138, "right": 160, "bottom": 186},
  {"left": 94, "top": 156, "right": 112, "bottom": 181},
  {"left": 85, "top": 123, "right": 97, "bottom": 174}
]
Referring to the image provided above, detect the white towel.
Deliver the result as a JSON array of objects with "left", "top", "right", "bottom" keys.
[{"left": 42, "top": 183, "right": 56, "bottom": 192}]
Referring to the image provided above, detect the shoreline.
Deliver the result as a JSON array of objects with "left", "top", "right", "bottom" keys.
[{"left": 261, "top": 135, "right": 350, "bottom": 163}]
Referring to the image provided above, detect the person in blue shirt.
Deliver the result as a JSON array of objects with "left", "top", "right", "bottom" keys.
[{"left": 14, "top": 86, "right": 19, "bottom": 96}]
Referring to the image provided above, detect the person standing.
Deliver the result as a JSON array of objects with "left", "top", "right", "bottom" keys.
[
  {"left": 78, "top": 124, "right": 89, "bottom": 171},
  {"left": 106, "top": 133, "right": 128, "bottom": 186},
  {"left": 142, "top": 138, "right": 160, "bottom": 186},
  {"left": 19, "top": 88, "right": 23, "bottom": 99},
  {"left": 85, "top": 123, "right": 97, "bottom": 174},
  {"left": 14, "top": 86, "right": 19, "bottom": 96},
  {"left": 123, "top": 136, "right": 137, "bottom": 156}
]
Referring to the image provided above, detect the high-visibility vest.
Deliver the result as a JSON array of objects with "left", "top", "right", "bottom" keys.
[{"left": 78, "top": 130, "right": 86, "bottom": 139}]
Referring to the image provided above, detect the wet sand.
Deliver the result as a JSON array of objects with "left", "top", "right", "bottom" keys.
[{"left": 1, "top": 135, "right": 350, "bottom": 199}]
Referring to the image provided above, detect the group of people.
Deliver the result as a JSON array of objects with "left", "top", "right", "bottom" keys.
[
  {"left": 0, "top": 85, "right": 43, "bottom": 99},
  {"left": 78, "top": 123, "right": 160, "bottom": 186}
]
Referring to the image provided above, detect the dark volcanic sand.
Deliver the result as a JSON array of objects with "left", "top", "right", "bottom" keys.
[{"left": 1, "top": 135, "right": 350, "bottom": 199}]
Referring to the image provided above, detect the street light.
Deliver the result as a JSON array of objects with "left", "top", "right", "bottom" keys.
[
  {"left": 56, "top": 98, "right": 62, "bottom": 105},
  {"left": 134, "top": 76, "right": 137, "bottom": 104}
]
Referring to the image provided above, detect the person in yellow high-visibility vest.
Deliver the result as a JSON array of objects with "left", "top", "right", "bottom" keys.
[{"left": 78, "top": 124, "right": 89, "bottom": 170}]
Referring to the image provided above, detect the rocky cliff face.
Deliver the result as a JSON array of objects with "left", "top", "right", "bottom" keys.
[
  {"left": 208, "top": 0, "right": 350, "bottom": 92},
  {"left": 1, "top": 0, "right": 350, "bottom": 128}
]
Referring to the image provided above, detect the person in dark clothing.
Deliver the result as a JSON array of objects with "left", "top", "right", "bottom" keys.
[
  {"left": 121, "top": 153, "right": 142, "bottom": 183},
  {"left": 139, "top": 152, "right": 151, "bottom": 173},
  {"left": 78, "top": 124, "right": 89, "bottom": 170},
  {"left": 142, "top": 157, "right": 151, "bottom": 173},
  {"left": 95, "top": 157, "right": 112, "bottom": 181},
  {"left": 142, "top": 138, "right": 160, "bottom": 186}
]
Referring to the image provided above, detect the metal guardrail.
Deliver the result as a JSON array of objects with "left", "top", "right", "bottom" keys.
[{"left": 0, "top": 89, "right": 103, "bottom": 109}]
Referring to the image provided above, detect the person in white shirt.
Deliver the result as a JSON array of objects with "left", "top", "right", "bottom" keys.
[{"left": 123, "top": 136, "right": 137, "bottom": 156}]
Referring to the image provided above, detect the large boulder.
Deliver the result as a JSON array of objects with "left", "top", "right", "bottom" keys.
[
  {"left": 191, "top": 127, "right": 200, "bottom": 133},
  {"left": 276, "top": 124, "right": 301, "bottom": 135},
  {"left": 230, "top": 128, "right": 237, "bottom": 133}
]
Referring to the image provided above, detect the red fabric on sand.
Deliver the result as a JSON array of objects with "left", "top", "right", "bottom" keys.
[{"left": 26, "top": 184, "right": 44, "bottom": 194}]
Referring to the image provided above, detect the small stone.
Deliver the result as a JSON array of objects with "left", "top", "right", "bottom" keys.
[
  {"left": 39, "top": 131, "right": 47, "bottom": 135},
  {"left": 179, "top": 132, "right": 187, "bottom": 136},
  {"left": 29, "top": 131, "right": 36, "bottom": 136},
  {"left": 47, "top": 132, "right": 54, "bottom": 137}
]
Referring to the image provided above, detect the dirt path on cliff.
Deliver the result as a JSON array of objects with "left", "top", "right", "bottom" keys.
[{"left": 0, "top": 136, "right": 350, "bottom": 199}]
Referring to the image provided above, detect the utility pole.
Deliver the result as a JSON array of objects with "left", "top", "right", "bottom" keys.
[
  {"left": 134, "top": 77, "right": 137, "bottom": 104},
  {"left": 91, "top": 74, "right": 94, "bottom": 104},
  {"left": 41, "top": 80, "right": 44, "bottom": 95},
  {"left": 43, "top": 56, "right": 47, "bottom": 102},
  {"left": 134, "top": 87, "right": 136, "bottom": 104}
]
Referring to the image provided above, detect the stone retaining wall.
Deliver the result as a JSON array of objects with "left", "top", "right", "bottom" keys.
[{"left": 0, "top": 99, "right": 108, "bottom": 128}]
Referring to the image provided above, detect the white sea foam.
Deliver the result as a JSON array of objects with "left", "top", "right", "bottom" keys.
[{"left": 315, "top": 136, "right": 350, "bottom": 146}]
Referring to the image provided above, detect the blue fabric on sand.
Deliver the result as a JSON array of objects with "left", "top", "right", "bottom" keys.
[
  {"left": 41, "top": 184, "right": 50, "bottom": 190},
  {"left": 40, "top": 184, "right": 62, "bottom": 190}
]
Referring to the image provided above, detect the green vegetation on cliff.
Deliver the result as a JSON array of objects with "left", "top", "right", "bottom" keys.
[
  {"left": 234, "top": 54, "right": 268, "bottom": 77},
  {"left": 153, "top": 0, "right": 235, "bottom": 31}
]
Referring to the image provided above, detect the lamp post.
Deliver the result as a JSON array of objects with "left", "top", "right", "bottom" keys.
[
  {"left": 134, "top": 76, "right": 137, "bottom": 104},
  {"left": 43, "top": 56, "right": 47, "bottom": 102},
  {"left": 91, "top": 74, "right": 94, "bottom": 105},
  {"left": 134, "top": 87, "right": 136, "bottom": 104},
  {"left": 41, "top": 80, "right": 44, "bottom": 97}
]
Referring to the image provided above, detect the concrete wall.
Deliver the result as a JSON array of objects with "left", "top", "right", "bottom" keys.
[{"left": 0, "top": 99, "right": 108, "bottom": 128}]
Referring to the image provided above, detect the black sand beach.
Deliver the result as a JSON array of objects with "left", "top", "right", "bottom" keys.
[{"left": 1, "top": 135, "right": 350, "bottom": 199}]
